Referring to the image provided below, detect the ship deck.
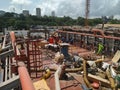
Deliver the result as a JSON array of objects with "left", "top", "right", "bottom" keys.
[{"left": 0, "top": 30, "right": 118, "bottom": 90}]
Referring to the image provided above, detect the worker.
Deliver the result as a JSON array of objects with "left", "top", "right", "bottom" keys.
[
  {"left": 61, "top": 36, "right": 66, "bottom": 43},
  {"left": 97, "top": 42, "right": 104, "bottom": 55},
  {"left": 48, "top": 35, "right": 54, "bottom": 44},
  {"left": 69, "top": 37, "right": 74, "bottom": 44},
  {"left": 49, "top": 32, "right": 60, "bottom": 44},
  {"left": 47, "top": 34, "right": 60, "bottom": 52}
]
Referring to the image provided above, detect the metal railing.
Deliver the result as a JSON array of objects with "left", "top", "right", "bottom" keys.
[
  {"left": 0, "top": 34, "right": 21, "bottom": 90},
  {"left": 57, "top": 29, "right": 120, "bottom": 56},
  {"left": 0, "top": 76, "right": 20, "bottom": 90}
]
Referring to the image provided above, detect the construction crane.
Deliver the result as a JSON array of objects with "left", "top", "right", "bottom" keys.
[{"left": 85, "top": 0, "right": 90, "bottom": 27}]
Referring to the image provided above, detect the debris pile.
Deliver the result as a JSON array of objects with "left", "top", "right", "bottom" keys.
[{"left": 55, "top": 50, "right": 120, "bottom": 90}]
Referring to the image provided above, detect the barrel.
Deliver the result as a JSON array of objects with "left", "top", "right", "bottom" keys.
[{"left": 61, "top": 45, "right": 69, "bottom": 57}]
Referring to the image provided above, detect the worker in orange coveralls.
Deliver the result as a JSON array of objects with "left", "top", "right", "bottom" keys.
[{"left": 48, "top": 35, "right": 54, "bottom": 44}]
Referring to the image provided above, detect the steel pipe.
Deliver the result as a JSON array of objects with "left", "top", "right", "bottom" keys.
[{"left": 18, "top": 65, "right": 35, "bottom": 90}]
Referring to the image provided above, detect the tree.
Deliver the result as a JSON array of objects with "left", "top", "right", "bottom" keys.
[
  {"left": 76, "top": 17, "right": 85, "bottom": 26},
  {"left": 8, "top": 18, "right": 16, "bottom": 27},
  {"left": 0, "top": 12, "right": 120, "bottom": 30}
]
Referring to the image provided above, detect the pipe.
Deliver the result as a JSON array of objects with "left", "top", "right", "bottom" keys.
[
  {"left": 57, "top": 30, "right": 120, "bottom": 40},
  {"left": 95, "top": 59, "right": 103, "bottom": 63},
  {"left": 106, "top": 67, "right": 116, "bottom": 90},
  {"left": 30, "top": 66, "right": 83, "bottom": 73},
  {"left": 54, "top": 66, "right": 62, "bottom": 90},
  {"left": 10, "top": 31, "right": 16, "bottom": 44},
  {"left": 18, "top": 65, "right": 35, "bottom": 90},
  {"left": 65, "top": 66, "right": 83, "bottom": 72},
  {"left": 55, "top": 63, "right": 82, "bottom": 90},
  {"left": 83, "top": 60, "right": 92, "bottom": 89}
]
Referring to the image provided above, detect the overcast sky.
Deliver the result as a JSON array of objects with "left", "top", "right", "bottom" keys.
[{"left": 0, "top": 0, "right": 120, "bottom": 19}]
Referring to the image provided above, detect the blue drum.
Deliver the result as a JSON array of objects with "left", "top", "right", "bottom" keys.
[{"left": 60, "top": 43, "right": 70, "bottom": 57}]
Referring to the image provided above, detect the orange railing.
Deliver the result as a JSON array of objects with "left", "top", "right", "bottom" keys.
[{"left": 18, "top": 62, "right": 35, "bottom": 90}]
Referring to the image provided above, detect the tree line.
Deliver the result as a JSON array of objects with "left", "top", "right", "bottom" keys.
[{"left": 0, "top": 12, "right": 120, "bottom": 30}]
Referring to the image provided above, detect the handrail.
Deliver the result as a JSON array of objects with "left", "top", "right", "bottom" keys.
[
  {"left": 0, "top": 49, "right": 14, "bottom": 59},
  {"left": 0, "top": 34, "right": 14, "bottom": 83},
  {"left": 57, "top": 30, "right": 120, "bottom": 40},
  {"left": 2, "top": 35, "right": 6, "bottom": 49}
]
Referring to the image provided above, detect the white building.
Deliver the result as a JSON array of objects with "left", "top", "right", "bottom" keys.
[{"left": 36, "top": 8, "right": 41, "bottom": 17}]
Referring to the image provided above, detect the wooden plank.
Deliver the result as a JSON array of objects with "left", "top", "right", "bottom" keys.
[
  {"left": 33, "top": 79, "right": 50, "bottom": 90},
  {"left": 112, "top": 50, "right": 120, "bottom": 63},
  {"left": 88, "top": 74, "right": 110, "bottom": 87}
]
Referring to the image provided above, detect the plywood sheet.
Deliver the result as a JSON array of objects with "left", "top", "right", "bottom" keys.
[
  {"left": 112, "top": 50, "right": 120, "bottom": 63},
  {"left": 88, "top": 74, "right": 110, "bottom": 87},
  {"left": 33, "top": 79, "right": 50, "bottom": 90}
]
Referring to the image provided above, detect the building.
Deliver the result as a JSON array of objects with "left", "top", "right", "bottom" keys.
[
  {"left": 36, "top": 8, "right": 41, "bottom": 17},
  {"left": 51, "top": 11, "right": 55, "bottom": 17},
  {"left": 0, "top": 10, "right": 5, "bottom": 16},
  {"left": 22, "top": 10, "right": 29, "bottom": 16}
]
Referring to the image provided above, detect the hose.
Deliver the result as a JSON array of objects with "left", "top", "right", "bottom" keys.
[
  {"left": 106, "top": 67, "right": 116, "bottom": 90},
  {"left": 83, "top": 60, "right": 93, "bottom": 89},
  {"left": 65, "top": 66, "right": 83, "bottom": 72},
  {"left": 42, "top": 68, "right": 51, "bottom": 79}
]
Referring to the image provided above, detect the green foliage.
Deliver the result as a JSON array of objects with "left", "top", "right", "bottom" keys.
[
  {"left": 109, "top": 19, "right": 120, "bottom": 24},
  {"left": 76, "top": 17, "right": 85, "bottom": 26},
  {"left": 0, "top": 12, "right": 120, "bottom": 30}
]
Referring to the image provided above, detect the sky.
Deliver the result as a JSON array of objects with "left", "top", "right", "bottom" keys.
[{"left": 0, "top": 0, "right": 120, "bottom": 19}]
